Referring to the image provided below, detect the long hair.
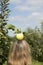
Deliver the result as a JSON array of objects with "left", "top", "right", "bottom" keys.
[{"left": 7, "top": 40, "right": 32, "bottom": 65}]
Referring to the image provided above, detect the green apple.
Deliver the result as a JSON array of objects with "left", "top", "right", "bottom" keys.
[{"left": 16, "top": 33, "right": 24, "bottom": 40}]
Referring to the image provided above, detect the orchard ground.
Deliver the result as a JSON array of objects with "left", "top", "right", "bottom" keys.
[{"left": 32, "top": 60, "right": 43, "bottom": 65}]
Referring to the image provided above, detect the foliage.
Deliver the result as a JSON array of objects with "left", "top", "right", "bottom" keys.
[
  {"left": 7, "top": 24, "right": 22, "bottom": 33},
  {"left": 0, "top": 0, "right": 10, "bottom": 65},
  {"left": 41, "top": 22, "right": 43, "bottom": 33},
  {"left": 32, "top": 60, "right": 43, "bottom": 65},
  {"left": 24, "top": 25, "right": 43, "bottom": 62}
]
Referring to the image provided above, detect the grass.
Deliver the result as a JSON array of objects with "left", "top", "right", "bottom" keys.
[{"left": 32, "top": 60, "right": 43, "bottom": 65}]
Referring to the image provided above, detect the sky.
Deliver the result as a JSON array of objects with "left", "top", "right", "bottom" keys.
[{"left": 7, "top": 0, "right": 43, "bottom": 36}]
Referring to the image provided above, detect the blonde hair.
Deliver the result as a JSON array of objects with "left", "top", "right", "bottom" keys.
[{"left": 7, "top": 40, "right": 32, "bottom": 65}]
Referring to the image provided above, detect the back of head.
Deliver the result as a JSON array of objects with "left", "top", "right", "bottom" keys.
[{"left": 7, "top": 40, "right": 32, "bottom": 65}]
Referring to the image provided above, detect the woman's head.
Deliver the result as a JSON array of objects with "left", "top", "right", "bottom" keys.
[{"left": 8, "top": 40, "right": 32, "bottom": 65}]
